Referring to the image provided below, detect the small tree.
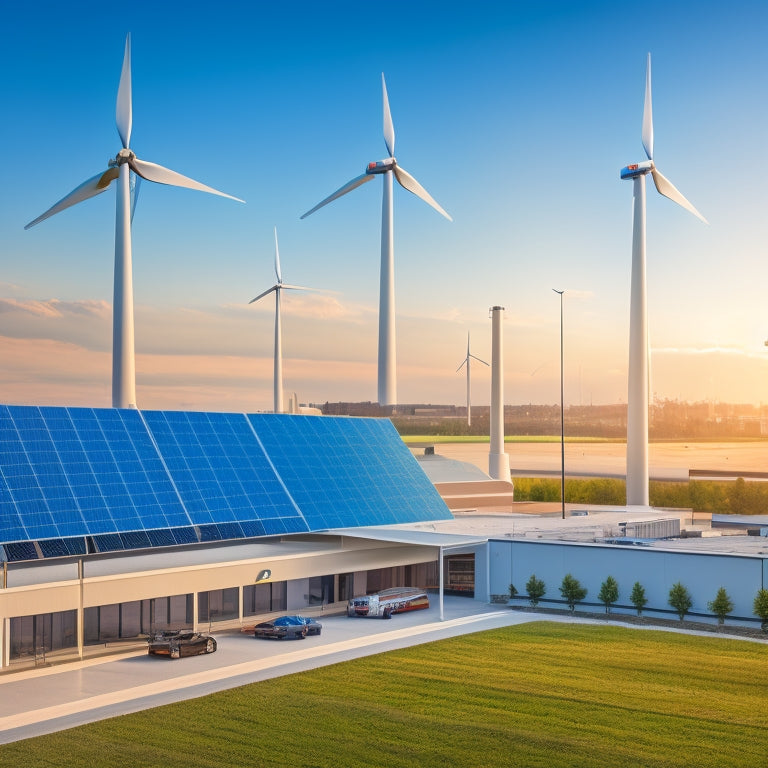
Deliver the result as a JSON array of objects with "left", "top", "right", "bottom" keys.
[
  {"left": 707, "top": 587, "right": 734, "bottom": 626},
  {"left": 668, "top": 582, "right": 692, "bottom": 622},
  {"left": 525, "top": 574, "right": 546, "bottom": 607},
  {"left": 598, "top": 576, "right": 619, "bottom": 614},
  {"left": 630, "top": 582, "right": 648, "bottom": 616},
  {"left": 559, "top": 573, "right": 587, "bottom": 612},
  {"left": 753, "top": 589, "right": 768, "bottom": 631},
  {"left": 509, "top": 583, "right": 518, "bottom": 600}
]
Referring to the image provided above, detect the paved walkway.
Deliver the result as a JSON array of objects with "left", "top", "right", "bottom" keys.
[{"left": 0, "top": 598, "right": 763, "bottom": 744}]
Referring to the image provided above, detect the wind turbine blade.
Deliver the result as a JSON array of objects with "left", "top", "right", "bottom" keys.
[
  {"left": 650, "top": 168, "right": 708, "bottom": 223},
  {"left": 116, "top": 34, "right": 132, "bottom": 149},
  {"left": 456, "top": 359, "right": 467, "bottom": 373},
  {"left": 130, "top": 171, "right": 141, "bottom": 223},
  {"left": 279, "top": 283, "right": 330, "bottom": 293},
  {"left": 642, "top": 53, "right": 653, "bottom": 161},
  {"left": 274, "top": 227, "right": 282, "bottom": 283},
  {"left": 130, "top": 157, "right": 244, "bottom": 202},
  {"left": 469, "top": 354, "right": 489, "bottom": 366},
  {"left": 393, "top": 165, "right": 452, "bottom": 221},
  {"left": 249, "top": 285, "right": 278, "bottom": 304},
  {"left": 24, "top": 168, "right": 119, "bottom": 229},
  {"left": 300, "top": 173, "right": 374, "bottom": 219},
  {"left": 382, "top": 73, "right": 395, "bottom": 157}
]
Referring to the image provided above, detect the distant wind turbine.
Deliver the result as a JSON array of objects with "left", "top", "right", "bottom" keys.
[
  {"left": 25, "top": 34, "right": 243, "bottom": 409},
  {"left": 620, "top": 53, "right": 707, "bottom": 506},
  {"left": 249, "top": 229, "right": 321, "bottom": 414},
  {"left": 456, "top": 332, "right": 488, "bottom": 427},
  {"left": 301, "top": 73, "right": 451, "bottom": 407}
]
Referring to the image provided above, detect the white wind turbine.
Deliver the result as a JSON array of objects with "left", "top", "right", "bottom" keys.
[
  {"left": 301, "top": 73, "right": 451, "bottom": 407},
  {"left": 249, "top": 229, "right": 321, "bottom": 414},
  {"left": 456, "top": 332, "right": 488, "bottom": 427},
  {"left": 620, "top": 54, "right": 707, "bottom": 506},
  {"left": 25, "top": 34, "right": 243, "bottom": 409}
]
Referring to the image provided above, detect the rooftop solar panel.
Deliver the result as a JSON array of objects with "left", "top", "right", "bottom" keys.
[
  {"left": 248, "top": 414, "right": 452, "bottom": 530},
  {"left": 141, "top": 410, "right": 305, "bottom": 536},
  {"left": 0, "top": 405, "right": 451, "bottom": 560}
]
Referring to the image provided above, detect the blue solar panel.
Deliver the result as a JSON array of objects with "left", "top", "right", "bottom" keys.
[
  {"left": 0, "top": 405, "right": 451, "bottom": 560},
  {"left": 39, "top": 537, "right": 87, "bottom": 558},
  {"left": 248, "top": 414, "right": 452, "bottom": 530},
  {"left": 141, "top": 410, "right": 305, "bottom": 536}
]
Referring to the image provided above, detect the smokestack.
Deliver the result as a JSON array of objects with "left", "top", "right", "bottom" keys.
[{"left": 488, "top": 306, "right": 511, "bottom": 482}]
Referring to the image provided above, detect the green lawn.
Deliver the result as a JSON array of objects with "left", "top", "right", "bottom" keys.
[{"left": 3, "top": 623, "right": 767, "bottom": 767}]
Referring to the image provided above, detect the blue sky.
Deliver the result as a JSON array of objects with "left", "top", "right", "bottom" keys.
[{"left": 1, "top": 1, "right": 767, "bottom": 411}]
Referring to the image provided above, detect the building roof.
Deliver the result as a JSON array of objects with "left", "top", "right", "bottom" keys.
[{"left": 0, "top": 405, "right": 452, "bottom": 561}]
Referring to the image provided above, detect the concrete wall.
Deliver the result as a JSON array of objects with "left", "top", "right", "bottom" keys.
[{"left": 489, "top": 538, "right": 767, "bottom": 625}]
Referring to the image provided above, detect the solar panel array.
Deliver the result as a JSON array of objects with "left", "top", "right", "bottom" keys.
[{"left": 0, "top": 405, "right": 451, "bottom": 561}]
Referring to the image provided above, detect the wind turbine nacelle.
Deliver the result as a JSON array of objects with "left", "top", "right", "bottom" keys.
[
  {"left": 366, "top": 158, "right": 396, "bottom": 175},
  {"left": 620, "top": 160, "right": 653, "bottom": 180}
]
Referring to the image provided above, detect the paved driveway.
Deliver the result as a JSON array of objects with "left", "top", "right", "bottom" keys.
[{"left": 0, "top": 597, "right": 525, "bottom": 743}]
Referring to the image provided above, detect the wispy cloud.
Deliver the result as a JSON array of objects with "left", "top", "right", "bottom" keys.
[{"left": 0, "top": 298, "right": 110, "bottom": 320}]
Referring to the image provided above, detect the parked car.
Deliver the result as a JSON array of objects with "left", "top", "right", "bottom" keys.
[
  {"left": 148, "top": 630, "right": 217, "bottom": 659},
  {"left": 253, "top": 615, "right": 322, "bottom": 640}
]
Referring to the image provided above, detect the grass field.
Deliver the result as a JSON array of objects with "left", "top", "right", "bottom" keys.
[
  {"left": 402, "top": 435, "right": 621, "bottom": 444},
  {"left": 2, "top": 623, "right": 767, "bottom": 767}
]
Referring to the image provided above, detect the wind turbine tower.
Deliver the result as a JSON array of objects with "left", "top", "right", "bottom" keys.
[
  {"left": 488, "top": 306, "right": 510, "bottom": 482},
  {"left": 249, "top": 229, "right": 321, "bottom": 414},
  {"left": 456, "top": 332, "right": 488, "bottom": 427},
  {"left": 620, "top": 54, "right": 706, "bottom": 505},
  {"left": 25, "top": 34, "right": 243, "bottom": 409},
  {"left": 301, "top": 73, "right": 451, "bottom": 407}
]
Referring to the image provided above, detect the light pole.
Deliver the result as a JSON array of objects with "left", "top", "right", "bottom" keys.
[{"left": 553, "top": 289, "right": 565, "bottom": 519}]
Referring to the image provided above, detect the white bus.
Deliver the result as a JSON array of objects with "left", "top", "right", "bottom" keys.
[{"left": 347, "top": 587, "right": 429, "bottom": 619}]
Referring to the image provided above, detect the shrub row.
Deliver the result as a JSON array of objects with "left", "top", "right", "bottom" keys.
[{"left": 510, "top": 575, "right": 768, "bottom": 628}]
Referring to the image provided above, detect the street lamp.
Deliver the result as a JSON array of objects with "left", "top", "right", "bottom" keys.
[{"left": 553, "top": 289, "right": 565, "bottom": 519}]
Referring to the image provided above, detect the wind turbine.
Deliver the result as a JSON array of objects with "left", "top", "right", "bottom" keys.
[
  {"left": 25, "top": 34, "right": 243, "bottom": 409},
  {"left": 620, "top": 54, "right": 706, "bottom": 506},
  {"left": 301, "top": 73, "right": 451, "bottom": 407},
  {"left": 249, "top": 229, "right": 320, "bottom": 414},
  {"left": 456, "top": 332, "right": 488, "bottom": 427}
]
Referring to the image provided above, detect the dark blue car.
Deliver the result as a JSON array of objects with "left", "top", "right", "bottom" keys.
[{"left": 254, "top": 615, "right": 322, "bottom": 640}]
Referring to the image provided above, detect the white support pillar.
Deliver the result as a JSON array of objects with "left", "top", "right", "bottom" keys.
[
  {"left": 439, "top": 546, "right": 444, "bottom": 622},
  {"left": 78, "top": 558, "right": 84, "bottom": 661}
]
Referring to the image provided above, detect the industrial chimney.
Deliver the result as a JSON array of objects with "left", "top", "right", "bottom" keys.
[{"left": 488, "top": 306, "right": 511, "bottom": 482}]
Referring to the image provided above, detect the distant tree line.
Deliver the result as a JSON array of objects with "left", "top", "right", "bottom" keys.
[
  {"left": 319, "top": 399, "right": 768, "bottom": 440},
  {"left": 512, "top": 476, "right": 768, "bottom": 515}
]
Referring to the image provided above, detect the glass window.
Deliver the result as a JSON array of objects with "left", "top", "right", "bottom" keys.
[
  {"left": 9, "top": 611, "right": 77, "bottom": 660},
  {"left": 198, "top": 587, "right": 239, "bottom": 623},
  {"left": 308, "top": 574, "right": 334, "bottom": 605},
  {"left": 338, "top": 573, "right": 354, "bottom": 602},
  {"left": 243, "top": 581, "right": 287, "bottom": 615}
]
